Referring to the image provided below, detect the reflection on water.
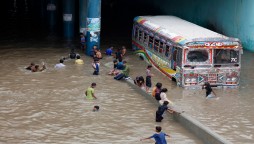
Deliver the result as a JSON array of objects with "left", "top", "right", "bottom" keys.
[{"left": 0, "top": 41, "right": 201, "bottom": 143}]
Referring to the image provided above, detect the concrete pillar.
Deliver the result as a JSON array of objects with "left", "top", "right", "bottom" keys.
[
  {"left": 46, "top": 0, "right": 57, "bottom": 35},
  {"left": 79, "top": 0, "right": 88, "bottom": 35},
  {"left": 86, "top": 0, "right": 101, "bottom": 55},
  {"left": 63, "top": 0, "right": 75, "bottom": 40}
]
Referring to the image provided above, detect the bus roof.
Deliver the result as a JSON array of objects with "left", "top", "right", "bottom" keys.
[{"left": 135, "top": 16, "right": 235, "bottom": 45}]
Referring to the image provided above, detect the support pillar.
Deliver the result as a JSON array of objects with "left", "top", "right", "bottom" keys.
[
  {"left": 63, "top": 0, "right": 75, "bottom": 40},
  {"left": 46, "top": 0, "right": 57, "bottom": 35},
  {"left": 86, "top": 0, "right": 101, "bottom": 55},
  {"left": 79, "top": 0, "right": 88, "bottom": 35}
]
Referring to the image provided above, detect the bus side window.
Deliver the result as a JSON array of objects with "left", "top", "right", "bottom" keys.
[
  {"left": 135, "top": 26, "right": 139, "bottom": 40},
  {"left": 154, "top": 39, "right": 159, "bottom": 52},
  {"left": 165, "top": 45, "right": 170, "bottom": 57},
  {"left": 159, "top": 41, "right": 164, "bottom": 53},
  {"left": 172, "top": 48, "right": 178, "bottom": 70},
  {"left": 144, "top": 33, "right": 148, "bottom": 46},
  {"left": 138, "top": 29, "right": 143, "bottom": 42},
  {"left": 149, "top": 36, "right": 154, "bottom": 49}
]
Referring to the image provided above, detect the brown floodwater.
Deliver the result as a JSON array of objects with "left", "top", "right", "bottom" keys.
[
  {"left": 0, "top": 40, "right": 202, "bottom": 144},
  {"left": 1, "top": 39, "right": 253, "bottom": 143}
]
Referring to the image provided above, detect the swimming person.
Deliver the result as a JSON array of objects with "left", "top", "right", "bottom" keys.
[
  {"left": 140, "top": 126, "right": 170, "bottom": 144},
  {"left": 93, "top": 105, "right": 100, "bottom": 112},
  {"left": 55, "top": 59, "right": 65, "bottom": 69},
  {"left": 85, "top": 83, "right": 97, "bottom": 100},
  {"left": 75, "top": 55, "right": 84, "bottom": 64},
  {"left": 26, "top": 62, "right": 35, "bottom": 70},
  {"left": 31, "top": 62, "right": 46, "bottom": 72}
]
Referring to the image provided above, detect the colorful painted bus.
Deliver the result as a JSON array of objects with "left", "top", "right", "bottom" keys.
[{"left": 132, "top": 16, "right": 243, "bottom": 88}]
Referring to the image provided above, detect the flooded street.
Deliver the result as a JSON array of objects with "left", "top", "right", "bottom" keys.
[
  {"left": 132, "top": 48, "right": 254, "bottom": 143},
  {"left": 0, "top": 40, "right": 201, "bottom": 144},
  {"left": 0, "top": 39, "right": 254, "bottom": 143}
]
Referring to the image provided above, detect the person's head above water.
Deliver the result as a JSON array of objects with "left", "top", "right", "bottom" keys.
[
  {"left": 93, "top": 105, "right": 99, "bottom": 111},
  {"left": 155, "top": 82, "right": 162, "bottom": 89},
  {"left": 91, "top": 82, "right": 96, "bottom": 88},
  {"left": 59, "top": 59, "right": 64, "bottom": 63}
]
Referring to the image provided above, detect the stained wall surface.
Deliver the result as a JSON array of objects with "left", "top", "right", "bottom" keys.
[{"left": 150, "top": 0, "right": 254, "bottom": 51}]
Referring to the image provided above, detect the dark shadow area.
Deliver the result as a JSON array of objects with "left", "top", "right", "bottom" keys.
[{"left": 0, "top": 0, "right": 157, "bottom": 46}]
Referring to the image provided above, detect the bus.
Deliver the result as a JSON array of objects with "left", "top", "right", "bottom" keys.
[{"left": 132, "top": 16, "right": 243, "bottom": 88}]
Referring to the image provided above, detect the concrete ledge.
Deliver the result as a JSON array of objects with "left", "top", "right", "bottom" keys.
[{"left": 125, "top": 79, "right": 233, "bottom": 144}]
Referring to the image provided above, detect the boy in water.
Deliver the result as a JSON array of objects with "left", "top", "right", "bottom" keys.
[
  {"left": 85, "top": 83, "right": 97, "bottom": 100},
  {"left": 75, "top": 55, "right": 84, "bottom": 64},
  {"left": 140, "top": 126, "right": 170, "bottom": 144},
  {"left": 156, "top": 101, "right": 175, "bottom": 122},
  {"left": 202, "top": 82, "right": 217, "bottom": 98},
  {"left": 92, "top": 59, "right": 100, "bottom": 75},
  {"left": 146, "top": 65, "right": 154, "bottom": 92}
]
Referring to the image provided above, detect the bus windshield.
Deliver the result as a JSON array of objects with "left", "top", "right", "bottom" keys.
[
  {"left": 187, "top": 49, "right": 209, "bottom": 63},
  {"left": 214, "top": 49, "right": 239, "bottom": 65}
]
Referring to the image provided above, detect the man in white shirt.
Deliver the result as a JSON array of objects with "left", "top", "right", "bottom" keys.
[{"left": 55, "top": 59, "right": 65, "bottom": 69}]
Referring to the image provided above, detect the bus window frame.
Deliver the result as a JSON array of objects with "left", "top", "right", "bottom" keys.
[
  {"left": 148, "top": 35, "right": 154, "bottom": 50},
  {"left": 134, "top": 25, "right": 139, "bottom": 40},
  {"left": 154, "top": 38, "right": 160, "bottom": 53},
  {"left": 159, "top": 41, "right": 164, "bottom": 54},
  {"left": 143, "top": 32, "right": 149, "bottom": 46},
  {"left": 138, "top": 28, "right": 143, "bottom": 42}
]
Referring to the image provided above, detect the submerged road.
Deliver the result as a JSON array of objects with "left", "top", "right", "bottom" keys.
[{"left": 0, "top": 41, "right": 201, "bottom": 144}]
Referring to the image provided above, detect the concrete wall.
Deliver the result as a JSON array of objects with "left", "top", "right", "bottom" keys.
[
  {"left": 125, "top": 79, "right": 233, "bottom": 144},
  {"left": 149, "top": 0, "right": 254, "bottom": 51}
]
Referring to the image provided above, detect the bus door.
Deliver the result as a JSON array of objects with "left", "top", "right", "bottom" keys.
[
  {"left": 165, "top": 44, "right": 172, "bottom": 68},
  {"left": 171, "top": 47, "right": 178, "bottom": 70}
]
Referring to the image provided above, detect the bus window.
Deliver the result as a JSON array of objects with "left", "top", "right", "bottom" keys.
[
  {"left": 159, "top": 41, "right": 164, "bottom": 53},
  {"left": 144, "top": 33, "right": 148, "bottom": 45},
  {"left": 172, "top": 48, "right": 178, "bottom": 70},
  {"left": 187, "top": 49, "right": 208, "bottom": 62},
  {"left": 138, "top": 30, "right": 143, "bottom": 42},
  {"left": 165, "top": 45, "right": 170, "bottom": 57},
  {"left": 149, "top": 36, "right": 154, "bottom": 49},
  {"left": 214, "top": 49, "right": 239, "bottom": 64},
  {"left": 135, "top": 26, "right": 138, "bottom": 40},
  {"left": 154, "top": 39, "right": 159, "bottom": 52}
]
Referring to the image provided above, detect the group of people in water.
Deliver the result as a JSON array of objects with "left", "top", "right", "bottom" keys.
[{"left": 25, "top": 42, "right": 217, "bottom": 143}]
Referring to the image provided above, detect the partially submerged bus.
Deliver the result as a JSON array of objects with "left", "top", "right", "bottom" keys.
[{"left": 132, "top": 16, "right": 242, "bottom": 88}]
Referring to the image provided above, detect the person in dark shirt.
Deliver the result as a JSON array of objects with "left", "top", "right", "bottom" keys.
[
  {"left": 115, "top": 48, "right": 123, "bottom": 62},
  {"left": 202, "top": 82, "right": 216, "bottom": 98},
  {"left": 156, "top": 101, "right": 173, "bottom": 122},
  {"left": 69, "top": 48, "right": 77, "bottom": 59}
]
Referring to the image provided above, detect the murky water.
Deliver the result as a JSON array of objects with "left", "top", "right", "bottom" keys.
[{"left": 0, "top": 40, "right": 201, "bottom": 144}]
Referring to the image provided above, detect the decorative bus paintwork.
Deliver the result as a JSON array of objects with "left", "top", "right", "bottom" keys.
[{"left": 132, "top": 16, "right": 242, "bottom": 88}]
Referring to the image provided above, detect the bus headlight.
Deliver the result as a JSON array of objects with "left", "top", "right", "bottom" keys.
[
  {"left": 185, "top": 78, "right": 191, "bottom": 83},
  {"left": 231, "top": 77, "right": 238, "bottom": 82},
  {"left": 191, "top": 78, "right": 197, "bottom": 83},
  {"left": 226, "top": 78, "right": 231, "bottom": 81}
]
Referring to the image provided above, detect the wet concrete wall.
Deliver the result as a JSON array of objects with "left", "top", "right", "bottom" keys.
[{"left": 150, "top": 0, "right": 254, "bottom": 51}]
